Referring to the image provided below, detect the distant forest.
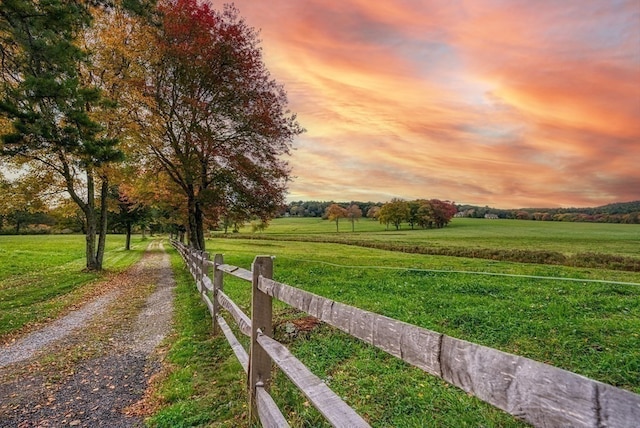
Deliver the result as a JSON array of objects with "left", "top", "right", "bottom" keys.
[{"left": 286, "top": 200, "right": 640, "bottom": 224}]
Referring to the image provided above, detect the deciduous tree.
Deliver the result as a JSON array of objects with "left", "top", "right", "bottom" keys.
[
  {"left": 325, "top": 203, "right": 348, "bottom": 232},
  {"left": 378, "top": 198, "right": 409, "bottom": 230},
  {"left": 366, "top": 205, "right": 380, "bottom": 220},
  {"left": 145, "top": 0, "right": 302, "bottom": 250},
  {"left": 0, "top": 170, "right": 51, "bottom": 233},
  {"left": 347, "top": 204, "right": 362, "bottom": 232}
]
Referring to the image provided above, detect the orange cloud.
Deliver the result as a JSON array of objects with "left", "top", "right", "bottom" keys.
[{"left": 224, "top": 0, "right": 640, "bottom": 208}]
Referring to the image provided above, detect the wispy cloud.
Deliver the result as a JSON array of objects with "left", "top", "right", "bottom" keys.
[{"left": 227, "top": 0, "right": 640, "bottom": 207}]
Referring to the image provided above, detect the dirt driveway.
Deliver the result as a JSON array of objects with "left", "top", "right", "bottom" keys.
[{"left": 0, "top": 241, "right": 175, "bottom": 427}]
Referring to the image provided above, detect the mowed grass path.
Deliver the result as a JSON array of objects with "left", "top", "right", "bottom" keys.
[{"left": 0, "top": 235, "right": 145, "bottom": 339}]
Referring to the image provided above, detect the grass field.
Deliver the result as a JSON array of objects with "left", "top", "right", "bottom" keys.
[
  {"left": 153, "top": 219, "right": 640, "bottom": 427},
  {"left": 0, "top": 234, "right": 146, "bottom": 339},
  {"left": 224, "top": 217, "right": 640, "bottom": 270}
]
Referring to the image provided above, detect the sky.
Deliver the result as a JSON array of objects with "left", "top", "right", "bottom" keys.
[{"left": 227, "top": 0, "right": 640, "bottom": 208}]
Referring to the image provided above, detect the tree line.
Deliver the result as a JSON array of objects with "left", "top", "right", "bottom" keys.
[
  {"left": 457, "top": 201, "right": 640, "bottom": 224},
  {"left": 295, "top": 199, "right": 457, "bottom": 232},
  {"left": 0, "top": 0, "right": 302, "bottom": 269}
]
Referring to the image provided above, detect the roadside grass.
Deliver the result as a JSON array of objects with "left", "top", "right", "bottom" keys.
[
  {"left": 0, "top": 235, "right": 146, "bottom": 340},
  {"left": 223, "top": 217, "right": 640, "bottom": 270},
  {"left": 147, "top": 248, "right": 250, "bottom": 427},
  {"left": 154, "top": 236, "right": 639, "bottom": 426}
]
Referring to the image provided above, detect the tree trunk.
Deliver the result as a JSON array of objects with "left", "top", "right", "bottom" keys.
[
  {"left": 60, "top": 158, "right": 100, "bottom": 271},
  {"left": 125, "top": 221, "right": 132, "bottom": 250},
  {"left": 95, "top": 177, "right": 109, "bottom": 270},
  {"left": 195, "top": 201, "right": 205, "bottom": 251},
  {"left": 186, "top": 192, "right": 202, "bottom": 250},
  {"left": 335, "top": 219, "right": 339, "bottom": 233},
  {"left": 84, "top": 170, "right": 99, "bottom": 270}
]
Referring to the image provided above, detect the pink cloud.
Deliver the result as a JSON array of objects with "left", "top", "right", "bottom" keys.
[{"left": 223, "top": 0, "right": 640, "bottom": 208}]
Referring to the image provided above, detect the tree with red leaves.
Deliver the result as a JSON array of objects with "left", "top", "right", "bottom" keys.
[{"left": 146, "top": 0, "right": 303, "bottom": 250}]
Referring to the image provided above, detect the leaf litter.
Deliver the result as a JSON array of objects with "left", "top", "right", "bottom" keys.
[{"left": 0, "top": 241, "right": 176, "bottom": 427}]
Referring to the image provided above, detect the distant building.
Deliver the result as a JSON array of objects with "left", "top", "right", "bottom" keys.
[{"left": 484, "top": 213, "right": 499, "bottom": 219}]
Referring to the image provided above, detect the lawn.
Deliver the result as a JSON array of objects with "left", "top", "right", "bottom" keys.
[{"left": 0, "top": 234, "right": 146, "bottom": 339}]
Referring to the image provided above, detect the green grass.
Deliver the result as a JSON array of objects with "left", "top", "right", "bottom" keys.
[
  {"left": 208, "top": 239, "right": 640, "bottom": 393},
  {"left": 154, "top": 236, "right": 639, "bottom": 426},
  {"left": 147, "top": 248, "right": 250, "bottom": 427},
  {"left": 224, "top": 217, "right": 640, "bottom": 270},
  {"left": 245, "top": 217, "right": 640, "bottom": 257},
  {"left": 0, "top": 234, "right": 146, "bottom": 339}
]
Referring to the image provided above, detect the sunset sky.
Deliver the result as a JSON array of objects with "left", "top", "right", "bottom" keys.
[{"left": 228, "top": 0, "right": 640, "bottom": 208}]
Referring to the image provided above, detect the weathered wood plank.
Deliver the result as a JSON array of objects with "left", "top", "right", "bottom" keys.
[
  {"left": 329, "top": 302, "right": 354, "bottom": 334},
  {"left": 216, "top": 315, "right": 248, "bottom": 372},
  {"left": 440, "top": 336, "right": 520, "bottom": 410},
  {"left": 218, "top": 264, "right": 253, "bottom": 282},
  {"left": 441, "top": 335, "right": 598, "bottom": 428},
  {"left": 201, "top": 251, "right": 210, "bottom": 295},
  {"left": 598, "top": 382, "right": 640, "bottom": 428},
  {"left": 202, "top": 293, "right": 214, "bottom": 318},
  {"left": 259, "top": 278, "right": 442, "bottom": 377},
  {"left": 256, "top": 386, "right": 290, "bottom": 428},
  {"left": 201, "top": 276, "right": 214, "bottom": 292},
  {"left": 216, "top": 290, "right": 251, "bottom": 337},
  {"left": 372, "top": 315, "right": 403, "bottom": 359},
  {"left": 212, "top": 254, "right": 224, "bottom": 335},
  {"left": 400, "top": 323, "right": 441, "bottom": 377},
  {"left": 257, "top": 333, "right": 370, "bottom": 428},
  {"left": 510, "top": 358, "right": 597, "bottom": 427}
]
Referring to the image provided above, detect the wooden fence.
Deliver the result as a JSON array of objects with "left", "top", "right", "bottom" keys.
[{"left": 171, "top": 240, "right": 640, "bottom": 428}]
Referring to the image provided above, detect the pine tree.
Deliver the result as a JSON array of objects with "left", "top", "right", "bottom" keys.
[{"left": 0, "top": 0, "right": 122, "bottom": 270}]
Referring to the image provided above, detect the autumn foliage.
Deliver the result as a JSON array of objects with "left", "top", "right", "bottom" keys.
[{"left": 147, "top": 0, "right": 303, "bottom": 250}]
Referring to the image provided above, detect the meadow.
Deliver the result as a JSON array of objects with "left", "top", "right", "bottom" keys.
[
  {"left": 0, "top": 234, "right": 145, "bottom": 339},
  {"left": 151, "top": 218, "right": 640, "bottom": 427},
  {"left": 225, "top": 217, "right": 640, "bottom": 270}
]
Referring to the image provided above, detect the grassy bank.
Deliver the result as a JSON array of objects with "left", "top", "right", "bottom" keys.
[
  {"left": 147, "top": 247, "right": 249, "bottom": 427},
  {"left": 0, "top": 234, "right": 146, "bottom": 340}
]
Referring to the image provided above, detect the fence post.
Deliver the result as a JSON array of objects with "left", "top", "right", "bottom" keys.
[
  {"left": 249, "top": 256, "right": 274, "bottom": 422},
  {"left": 188, "top": 249, "right": 194, "bottom": 278},
  {"left": 197, "top": 251, "right": 203, "bottom": 289},
  {"left": 196, "top": 250, "right": 204, "bottom": 289},
  {"left": 201, "top": 251, "right": 210, "bottom": 298},
  {"left": 212, "top": 253, "right": 224, "bottom": 334}
]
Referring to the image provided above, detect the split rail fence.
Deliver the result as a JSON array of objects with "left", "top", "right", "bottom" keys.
[{"left": 171, "top": 240, "right": 640, "bottom": 428}]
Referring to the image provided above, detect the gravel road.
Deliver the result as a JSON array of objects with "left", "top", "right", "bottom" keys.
[{"left": 0, "top": 242, "right": 176, "bottom": 428}]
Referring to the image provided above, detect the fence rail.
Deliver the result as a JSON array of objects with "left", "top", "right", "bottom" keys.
[{"left": 171, "top": 240, "right": 640, "bottom": 428}]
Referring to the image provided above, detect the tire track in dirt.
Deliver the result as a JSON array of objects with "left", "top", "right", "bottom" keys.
[{"left": 0, "top": 241, "right": 176, "bottom": 428}]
